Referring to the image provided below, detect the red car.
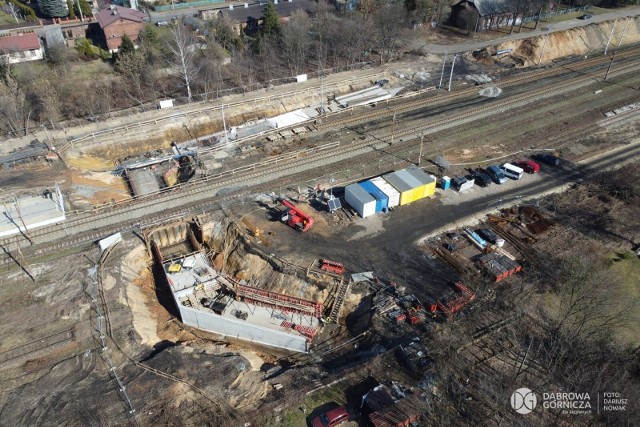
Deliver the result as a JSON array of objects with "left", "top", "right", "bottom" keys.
[
  {"left": 311, "top": 406, "right": 350, "bottom": 427},
  {"left": 516, "top": 160, "right": 540, "bottom": 174}
]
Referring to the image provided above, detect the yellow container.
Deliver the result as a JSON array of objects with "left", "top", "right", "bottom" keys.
[{"left": 168, "top": 263, "right": 182, "bottom": 273}]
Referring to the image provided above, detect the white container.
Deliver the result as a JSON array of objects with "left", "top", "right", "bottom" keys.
[
  {"left": 345, "top": 183, "right": 377, "bottom": 218},
  {"left": 370, "top": 177, "right": 400, "bottom": 208}
]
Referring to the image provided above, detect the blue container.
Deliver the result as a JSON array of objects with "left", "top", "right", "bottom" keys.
[
  {"left": 439, "top": 176, "right": 451, "bottom": 190},
  {"left": 359, "top": 181, "right": 389, "bottom": 213}
]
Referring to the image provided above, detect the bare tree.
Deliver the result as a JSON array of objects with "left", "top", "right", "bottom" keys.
[
  {"left": 374, "top": 1, "right": 406, "bottom": 64},
  {"left": 195, "top": 41, "right": 226, "bottom": 100},
  {"left": 168, "top": 24, "right": 199, "bottom": 103},
  {"left": 2, "top": 1, "right": 22, "bottom": 23},
  {"left": 0, "top": 59, "right": 33, "bottom": 136},
  {"left": 29, "top": 77, "right": 60, "bottom": 127},
  {"left": 281, "top": 10, "right": 311, "bottom": 75},
  {"left": 115, "top": 52, "right": 148, "bottom": 107}
]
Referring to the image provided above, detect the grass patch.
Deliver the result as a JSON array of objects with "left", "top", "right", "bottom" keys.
[
  {"left": 263, "top": 379, "right": 351, "bottom": 427},
  {"left": 0, "top": 9, "right": 23, "bottom": 25},
  {"left": 608, "top": 251, "right": 640, "bottom": 346},
  {"left": 70, "top": 59, "right": 114, "bottom": 79}
]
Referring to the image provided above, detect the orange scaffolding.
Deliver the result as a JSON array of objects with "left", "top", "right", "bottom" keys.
[{"left": 235, "top": 283, "right": 324, "bottom": 318}]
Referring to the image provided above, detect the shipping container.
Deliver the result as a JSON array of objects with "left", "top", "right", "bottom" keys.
[
  {"left": 383, "top": 170, "right": 423, "bottom": 206},
  {"left": 359, "top": 181, "right": 389, "bottom": 213},
  {"left": 405, "top": 166, "right": 437, "bottom": 197},
  {"left": 345, "top": 183, "right": 377, "bottom": 218},
  {"left": 370, "top": 177, "right": 400, "bottom": 208}
]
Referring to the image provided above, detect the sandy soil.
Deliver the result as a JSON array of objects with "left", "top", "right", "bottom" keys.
[{"left": 68, "top": 169, "right": 130, "bottom": 205}]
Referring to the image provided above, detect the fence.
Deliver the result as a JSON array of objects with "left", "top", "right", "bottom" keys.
[
  {"left": 1, "top": 61, "right": 373, "bottom": 141},
  {"left": 524, "top": 5, "right": 591, "bottom": 23},
  {"left": 153, "top": 0, "right": 224, "bottom": 12}
]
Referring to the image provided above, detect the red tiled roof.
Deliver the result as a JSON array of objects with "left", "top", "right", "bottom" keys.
[
  {"left": 0, "top": 33, "right": 40, "bottom": 52},
  {"left": 96, "top": 6, "right": 145, "bottom": 28}
]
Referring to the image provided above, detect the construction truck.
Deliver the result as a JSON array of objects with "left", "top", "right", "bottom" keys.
[{"left": 280, "top": 199, "right": 314, "bottom": 232}]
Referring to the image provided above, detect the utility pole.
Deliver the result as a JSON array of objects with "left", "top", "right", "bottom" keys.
[
  {"left": 221, "top": 104, "right": 229, "bottom": 145},
  {"left": 615, "top": 18, "right": 630, "bottom": 49},
  {"left": 439, "top": 52, "right": 447, "bottom": 89},
  {"left": 448, "top": 55, "right": 458, "bottom": 92},
  {"left": 320, "top": 74, "right": 324, "bottom": 115},
  {"left": 604, "top": 18, "right": 630, "bottom": 81},
  {"left": 604, "top": 50, "right": 617, "bottom": 81},
  {"left": 14, "top": 197, "right": 33, "bottom": 245},
  {"left": 14, "top": 236, "right": 35, "bottom": 282},
  {"left": 391, "top": 113, "right": 396, "bottom": 144},
  {"left": 604, "top": 23, "right": 616, "bottom": 55}
]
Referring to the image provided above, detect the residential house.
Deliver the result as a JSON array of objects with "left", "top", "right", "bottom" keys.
[
  {"left": 96, "top": 5, "right": 145, "bottom": 52},
  {"left": 0, "top": 32, "right": 44, "bottom": 64},
  {"left": 450, "top": 0, "right": 518, "bottom": 32},
  {"left": 200, "top": 0, "right": 315, "bottom": 35}
]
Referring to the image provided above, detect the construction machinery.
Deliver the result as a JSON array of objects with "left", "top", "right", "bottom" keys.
[
  {"left": 232, "top": 309, "right": 248, "bottom": 320},
  {"left": 280, "top": 199, "right": 314, "bottom": 232}
]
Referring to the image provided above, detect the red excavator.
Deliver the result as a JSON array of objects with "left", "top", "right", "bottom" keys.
[{"left": 280, "top": 199, "right": 314, "bottom": 232}]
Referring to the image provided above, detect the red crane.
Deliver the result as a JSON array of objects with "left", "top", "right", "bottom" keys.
[{"left": 280, "top": 199, "right": 314, "bottom": 232}]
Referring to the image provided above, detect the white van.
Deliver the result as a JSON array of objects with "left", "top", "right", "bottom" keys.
[{"left": 501, "top": 163, "right": 524, "bottom": 180}]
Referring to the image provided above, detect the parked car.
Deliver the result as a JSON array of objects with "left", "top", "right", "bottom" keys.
[
  {"left": 477, "top": 228, "right": 498, "bottom": 244},
  {"left": 156, "top": 20, "right": 169, "bottom": 26},
  {"left": 486, "top": 165, "right": 507, "bottom": 184},
  {"left": 451, "top": 176, "right": 467, "bottom": 190},
  {"left": 578, "top": 14, "right": 593, "bottom": 20},
  {"left": 311, "top": 406, "right": 350, "bottom": 427},
  {"left": 473, "top": 171, "right": 493, "bottom": 187},
  {"left": 515, "top": 159, "right": 540, "bottom": 174},
  {"left": 533, "top": 153, "right": 562, "bottom": 166},
  {"left": 375, "top": 79, "right": 389, "bottom": 87}
]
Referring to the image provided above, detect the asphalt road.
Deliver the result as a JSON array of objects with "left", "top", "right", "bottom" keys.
[
  {"left": 262, "top": 140, "right": 640, "bottom": 300},
  {"left": 412, "top": 5, "right": 640, "bottom": 55}
]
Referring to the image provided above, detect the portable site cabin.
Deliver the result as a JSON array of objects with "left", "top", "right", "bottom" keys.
[
  {"left": 359, "top": 180, "right": 389, "bottom": 213},
  {"left": 345, "top": 183, "right": 377, "bottom": 218},
  {"left": 370, "top": 177, "right": 400, "bottom": 208},
  {"left": 405, "top": 166, "right": 437, "bottom": 197},
  {"left": 439, "top": 176, "right": 451, "bottom": 190},
  {"left": 383, "top": 170, "right": 425, "bottom": 206}
]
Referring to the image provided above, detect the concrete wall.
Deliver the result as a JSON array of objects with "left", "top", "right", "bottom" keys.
[
  {"left": 178, "top": 305, "right": 308, "bottom": 353},
  {"left": 148, "top": 222, "right": 189, "bottom": 248}
]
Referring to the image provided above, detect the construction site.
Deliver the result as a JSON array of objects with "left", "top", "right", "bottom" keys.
[{"left": 0, "top": 9, "right": 640, "bottom": 427}]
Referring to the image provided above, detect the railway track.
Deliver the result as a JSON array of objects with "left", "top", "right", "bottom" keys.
[
  {"left": 316, "top": 46, "right": 640, "bottom": 132},
  {"left": 2, "top": 49, "right": 639, "bottom": 265},
  {"left": 59, "top": 67, "right": 384, "bottom": 149}
]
